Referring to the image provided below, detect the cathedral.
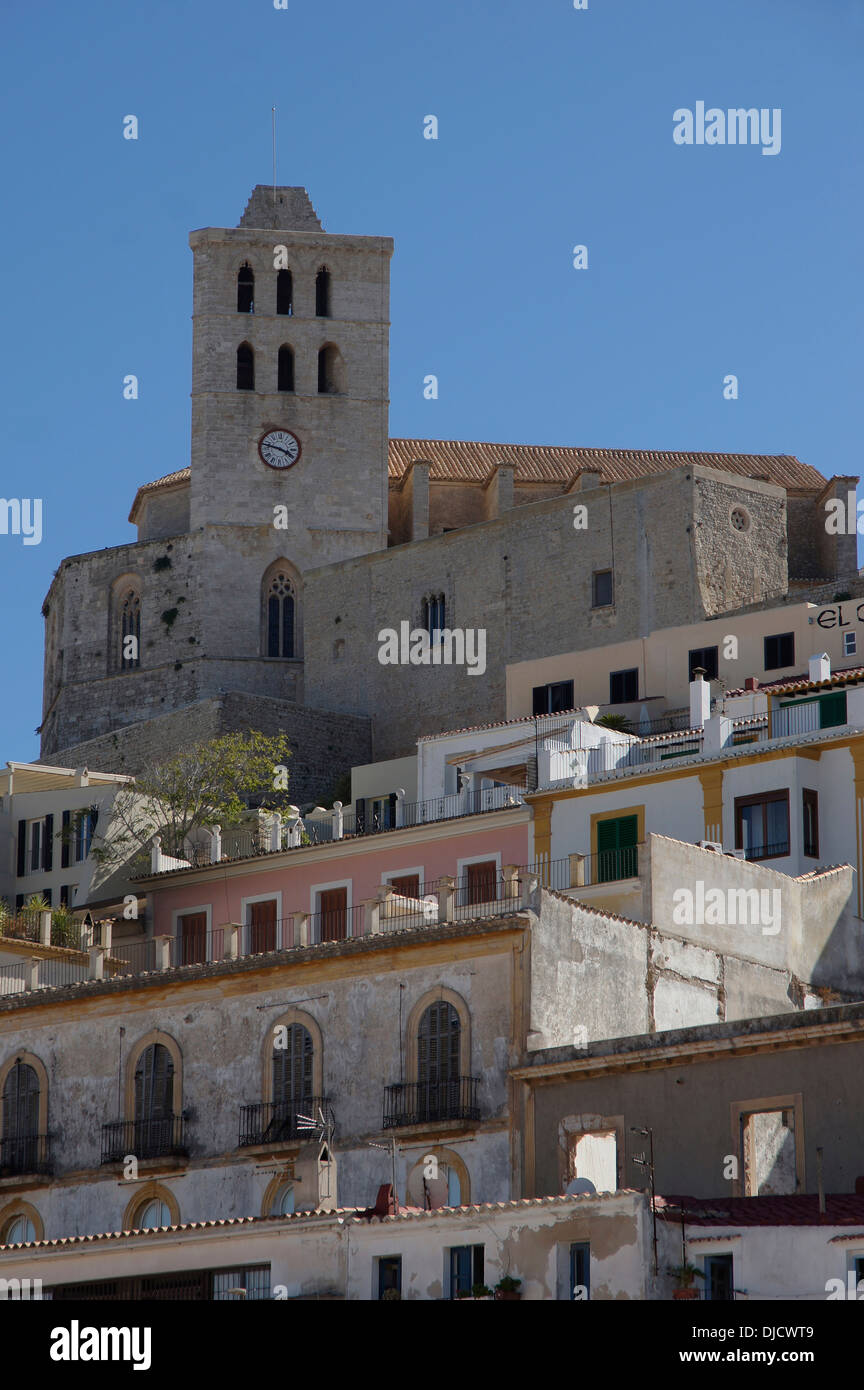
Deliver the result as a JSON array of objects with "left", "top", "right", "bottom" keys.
[{"left": 38, "top": 186, "right": 858, "bottom": 799}]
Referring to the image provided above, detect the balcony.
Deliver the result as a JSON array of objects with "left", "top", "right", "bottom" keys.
[
  {"left": 383, "top": 1077, "right": 480, "bottom": 1129},
  {"left": 0, "top": 1133, "right": 53, "bottom": 1178},
  {"left": 238, "top": 1098, "right": 329, "bottom": 1148},
  {"left": 101, "top": 1114, "right": 188, "bottom": 1165},
  {"left": 522, "top": 845, "right": 641, "bottom": 892}
]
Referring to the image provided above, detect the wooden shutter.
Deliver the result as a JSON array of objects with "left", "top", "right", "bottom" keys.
[
  {"left": 43, "top": 814, "right": 53, "bottom": 871},
  {"left": 16, "top": 820, "right": 26, "bottom": 877},
  {"left": 250, "top": 899, "right": 277, "bottom": 953},
  {"left": 272, "top": 1025, "right": 313, "bottom": 1105},
  {"left": 319, "top": 888, "right": 347, "bottom": 942},
  {"left": 178, "top": 911, "right": 207, "bottom": 965},
  {"left": 418, "top": 1002, "right": 460, "bottom": 1085},
  {"left": 597, "top": 815, "right": 638, "bottom": 882},
  {"left": 2, "top": 1061, "right": 40, "bottom": 1141},
  {"left": 135, "top": 1044, "right": 174, "bottom": 1124},
  {"left": 390, "top": 874, "right": 420, "bottom": 899},
  {"left": 466, "top": 860, "right": 496, "bottom": 905},
  {"left": 61, "top": 810, "right": 70, "bottom": 868}
]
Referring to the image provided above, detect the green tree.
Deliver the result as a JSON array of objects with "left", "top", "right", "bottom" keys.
[{"left": 92, "top": 731, "right": 293, "bottom": 869}]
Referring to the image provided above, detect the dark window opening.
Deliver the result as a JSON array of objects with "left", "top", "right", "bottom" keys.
[
  {"left": 318, "top": 345, "right": 341, "bottom": 393},
  {"left": 688, "top": 646, "right": 719, "bottom": 682},
  {"left": 704, "top": 1253, "right": 734, "bottom": 1301},
  {"left": 236, "top": 342, "right": 254, "bottom": 391},
  {"left": 277, "top": 345, "right": 294, "bottom": 392},
  {"left": 734, "top": 790, "right": 790, "bottom": 860},
  {"left": 609, "top": 668, "right": 639, "bottom": 704},
  {"left": 178, "top": 912, "right": 207, "bottom": 966},
  {"left": 449, "top": 1245, "right": 484, "bottom": 1299},
  {"left": 276, "top": 268, "right": 293, "bottom": 315},
  {"left": 315, "top": 267, "right": 331, "bottom": 317},
  {"left": 266, "top": 572, "right": 295, "bottom": 658},
  {"left": 802, "top": 788, "right": 819, "bottom": 858},
  {"left": 764, "top": 632, "right": 795, "bottom": 671},
  {"left": 570, "top": 1241, "right": 590, "bottom": 1300},
  {"left": 422, "top": 594, "right": 446, "bottom": 640},
  {"left": 592, "top": 570, "right": 613, "bottom": 608},
  {"left": 120, "top": 588, "right": 141, "bottom": 670},
  {"left": 378, "top": 1256, "right": 402, "bottom": 1299},
  {"left": 533, "top": 680, "right": 574, "bottom": 716},
  {"left": 237, "top": 264, "right": 254, "bottom": 314}
]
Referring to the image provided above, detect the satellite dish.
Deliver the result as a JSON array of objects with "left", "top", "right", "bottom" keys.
[{"left": 565, "top": 1177, "right": 597, "bottom": 1196}]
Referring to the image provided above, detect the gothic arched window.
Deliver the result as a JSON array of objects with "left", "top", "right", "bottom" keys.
[
  {"left": 318, "top": 344, "right": 344, "bottom": 394},
  {"left": 119, "top": 588, "right": 141, "bottom": 670},
  {"left": 237, "top": 342, "right": 254, "bottom": 391},
  {"left": 266, "top": 571, "right": 295, "bottom": 658},
  {"left": 276, "top": 268, "right": 293, "bottom": 315},
  {"left": 315, "top": 267, "right": 331, "bottom": 317},
  {"left": 237, "top": 263, "right": 254, "bottom": 313},
  {"left": 134, "top": 1043, "right": 175, "bottom": 1156},
  {"left": 278, "top": 345, "right": 295, "bottom": 392}
]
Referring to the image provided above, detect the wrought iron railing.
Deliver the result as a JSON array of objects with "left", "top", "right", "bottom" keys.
[
  {"left": 383, "top": 1076, "right": 481, "bottom": 1129},
  {"left": 101, "top": 1114, "right": 188, "bottom": 1164},
  {"left": 238, "top": 1098, "right": 329, "bottom": 1147},
  {"left": 0, "top": 1133, "right": 53, "bottom": 1177}
]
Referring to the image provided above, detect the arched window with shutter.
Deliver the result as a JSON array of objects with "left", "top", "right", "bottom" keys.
[
  {"left": 134, "top": 1043, "right": 175, "bottom": 1157},
  {"left": 1, "top": 1062, "right": 40, "bottom": 1175},
  {"left": 265, "top": 1025, "right": 313, "bottom": 1142}
]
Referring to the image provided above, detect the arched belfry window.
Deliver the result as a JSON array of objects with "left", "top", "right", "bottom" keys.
[
  {"left": 237, "top": 342, "right": 254, "bottom": 391},
  {"left": 318, "top": 344, "right": 344, "bottom": 395},
  {"left": 237, "top": 263, "right": 254, "bottom": 313},
  {"left": 119, "top": 588, "right": 141, "bottom": 670},
  {"left": 265, "top": 570, "right": 296, "bottom": 658},
  {"left": 276, "top": 269, "right": 293, "bottom": 315},
  {"left": 315, "top": 267, "right": 331, "bottom": 318},
  {"left": 278, "top": 345, "right": 295, "bottom": 392}
]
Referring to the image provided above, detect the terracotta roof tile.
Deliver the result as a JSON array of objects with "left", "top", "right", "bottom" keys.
[
  {"left": 725, "top": 665, "right": 864, "bottom": 698},
  {"left": 659, "top": 1194, "right": 864, "bottom": 1227}
]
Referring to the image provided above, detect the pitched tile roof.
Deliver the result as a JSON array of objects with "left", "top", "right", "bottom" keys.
[
  {"left": 725, "top": 665, "right": 864, "bottom": 698},
  {"left": 128, "top": 442, "right": 827, "bottom": 523},
  {"left": 659, "top": 1194, "right": 864, "bottom": 1227},
  {"left": 388, "top": 439, "right": 826, "bottom": 490}
]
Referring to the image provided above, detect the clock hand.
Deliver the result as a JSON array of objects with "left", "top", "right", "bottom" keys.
[{"left": 267, "top": 443, "right": 293, "bottom": 456}]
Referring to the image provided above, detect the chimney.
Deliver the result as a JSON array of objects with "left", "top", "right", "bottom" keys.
[
  {"left": 808, "top": 652, "right": 831, "bottom": 684},
  {"left": 689, "top": 668, "right": 711, "bottom": 729},
  {"left": 744, "top": 677, "right": 759, "bottom": 692}
]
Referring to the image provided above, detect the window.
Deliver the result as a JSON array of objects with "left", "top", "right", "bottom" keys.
[
  {"left": 844, "top": 631, "right": 857, "bottom": 657},
  {"left": 688, "top": 646, "right": 719, "bottom": 682},
  {"left": 2, "top": 1214, "right": 36, "bottom": 1245},
  {"left": 248, "top": 898, "right": 277, "bottom": 953},
  {"left": 389, "top": 874, "right": 420, "bottom": 898},
  {"left": 407, "top": 1155, "right": 464, "bottom": 1209},
  {"left": 704, "top": 1253, "right": 734, "bottom": 1301},
  {"left": 317, "top": 887, "right": 348, "bottom": 942},
  {"left": 268, "top": 1025, "right": 314, "bottom": 1139},
  {"left": 418, "top": 1002, "right": 460, "bottom": 1099},
  {"left": 59, "top": 884, "right": 75, "bottom": 908},
  {"left": 734, "top": 791, "right": 790, "bottom": 860},
  {"left": 570, "top": 1242, "right": 590, "bottom": 1300},
  {"left": 28, "top": 819, "right": 44, "bottom": 873},
  {"left": 134, "top": 1044, "right": 176, "bottom": 1154},
  {"left": 237, "top": 264, "right": 254, "bottom": 313},
  {"left": 2, "top": 1062, "right": 41, "bottom": 1174},
  {"left": 277, "top": 345, "right": 294, "bottom": 392},
  {"left": 596, "top": 815, "right": 639, "bottom": 881},
  {"left": 464, "top": 859, "right": 497, "bottom": 905},
  {"left": 592, "top": 569, "right": 613, "bottom": 608},
  {"left": 266, "top": 571, "right": 295, "bottom": 658},
  {"left": 764, "top": 632, "right": 795, "bottom": 671},
  {"left": 236, "top": 342, "right": 254, "bottom": 391},
  {"left": 315, "top": 267, "right": 331, "bottom": 317},
  {"left": 276, "top": 268, "right": 293, "bottom": 315},
  {"left": 802, "top": 789, "right": 819, "bottom": 858},
  {"left": 567, "top": 1131, "right": 617, "bottom": 1193},
  {"left": 317, "top": 344, "right": 342, "bottom": 393},
  {"left": 133, "top": 1197, "right": 171, "bottom": 1230},
  {"left": 119, "top": 588, "right": 141, "bottom": 670},
  {"left": 377, "top": 1256, "right": 402, "bottom": 1299},
  {"left": 609, "top": 668, "right": 638, "bottom": 704},
  {"left": 422, "top": 594, "right": 446, "bottom": 641},
  {"left": 533, "top": 680, "right": 574, "bottom": 716},
  {"left": 74, "top": 806, "right": 97, "bottom": 863},
  {"left": 275, "top": 1184, "right": 295, "bottom": 1215},
  {"left": 449, "top": 1245, "right": 484, "bottom": 1299},
  {"left": 741, "top": 1107, "right": 796, "bottom": 1195},
  {"left": 177, "top": 911, "right": 207, "bottom": 965},
  {"left": 367, "top": 796, "right": 396, "bottom": 832},
  {"left": 214, "top": 1267, "right": 271, "bottom": 1301}
]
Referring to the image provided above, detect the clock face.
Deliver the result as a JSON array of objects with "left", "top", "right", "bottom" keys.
[{"left": 259, "top": 429, "right": 301, "bottom": 470}]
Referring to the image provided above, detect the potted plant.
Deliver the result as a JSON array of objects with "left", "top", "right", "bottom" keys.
[
  {"left": 670, "top": 1264, "right": 704, "bottom": 1300},
  {"left": 381, "top": 1287, "right": 401, "bottom": 1301},
  {"left": 494, "top": 1275, "right": 522, "bottom": 1301}
]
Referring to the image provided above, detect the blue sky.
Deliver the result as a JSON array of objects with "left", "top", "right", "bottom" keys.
[{"left": 1, "top": 0, "right": 861, "bottom": 760}]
